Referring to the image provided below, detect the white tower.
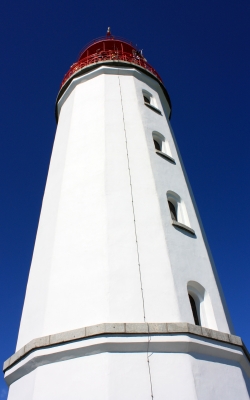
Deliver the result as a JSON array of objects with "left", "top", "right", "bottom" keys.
[{"left": 4, "top": 31, "right": 250, "bottom": 399}]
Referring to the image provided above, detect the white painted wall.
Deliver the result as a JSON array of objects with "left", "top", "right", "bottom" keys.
[
  {"left": 17, "top": 67, "right": 232, "bottom": 350},
  {"left": 8, "top": 64, "right": 245, "bottom": 399},
  {"left": 7, "top": 348, "right": 249, "bottom": 400}
]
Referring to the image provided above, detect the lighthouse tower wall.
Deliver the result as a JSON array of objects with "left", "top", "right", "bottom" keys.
[
  {"left": 16, "top": 66, "right": 232, "bottom": 351},
  {"left": 6, "top": 339, "right": 250, "bottom": 399},
  {"left": 5, "top": 66, "right": 250, "bottom": 399}
]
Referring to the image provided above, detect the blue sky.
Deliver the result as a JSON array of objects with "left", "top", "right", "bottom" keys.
[{"left": 0, "top": 0, "right": 249, "bottom": 397}]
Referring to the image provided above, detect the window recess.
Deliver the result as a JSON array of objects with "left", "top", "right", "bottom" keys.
[
  {"left": 152, "top": 133, "right": 175, "bottom": 163},
  {"left": 153, "top": 139, "right": 161, "bottom": 151},
  {"left": 167, "top": 191, "right": 195, "bottom": 235},
  {"left": 187, "top": 281, "right": 217, "bottom": 330},
  {"left": 142, "top": 90, "right": 162, "bottom": 115},
  {"left": 189, "top": 294, "right": 200, "bottom": 326}
]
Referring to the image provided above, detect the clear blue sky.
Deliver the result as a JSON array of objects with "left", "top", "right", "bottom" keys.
[{"left": 0, "top": 0, "right": 249, "bottom": 397}]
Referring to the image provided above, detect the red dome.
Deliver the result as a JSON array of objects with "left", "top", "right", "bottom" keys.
[{"left": 60, "top": 34, "right": 163, "bottom": 89}]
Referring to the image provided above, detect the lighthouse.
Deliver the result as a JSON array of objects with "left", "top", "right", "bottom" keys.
[{"left": 4, "top": 30, "right": 250, "bottom": 399}]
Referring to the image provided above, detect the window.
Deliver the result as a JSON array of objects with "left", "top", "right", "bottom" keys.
[
  {"left": 167, "top": 191, "right": 188, "bottom": 225},
  {"left": 189, "top": 294, "right": 200, "bottom": 325},
  {"left": 144, "top": 95, "right": 150, "bottom": 104},
  {"left": 142, "top": 90, "right": 153, "bottom": 105},
  {"left": 152, "top": 132, "right": 175, "bottom": 163},
  {"left": 187, "top": 281, "right": 217, "bottom": 330},
  {"left": 142, "top": 90, "right": 162, "bottom": 115},
  {"left": 168, "top": 201, "right": 177, "bottom": 221},
  {"left": 167, "top": 191, "right": 195, "bottom": 235},
  {"left": 154, "top": 139, "right": 161, "bottom": 151}
]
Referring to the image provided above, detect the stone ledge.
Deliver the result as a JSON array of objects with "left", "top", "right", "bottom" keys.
[
  {"left": 155, "top": 150, "right": 176, "bottom": 163},
  {"left": 172, "top": 220, "right": 196, "bottom": 235},
  {"left": 3, "top": 322, "right": 249, "bottom": 372},
  {"left": 144, "top": 102, "right": 162, "bottom": 115}
]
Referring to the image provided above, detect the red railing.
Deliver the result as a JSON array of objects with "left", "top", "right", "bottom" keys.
[{"left": 60, "top": 49, "right": 163, "bottom": 88}]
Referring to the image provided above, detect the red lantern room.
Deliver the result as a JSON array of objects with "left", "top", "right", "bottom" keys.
[{"left": 58, "top": 28, "right": 171, "bottom": 118}]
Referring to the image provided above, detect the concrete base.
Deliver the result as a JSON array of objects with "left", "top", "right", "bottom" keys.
[{"left": 5, "top": 329, "right": 250, "bottom": 399}]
